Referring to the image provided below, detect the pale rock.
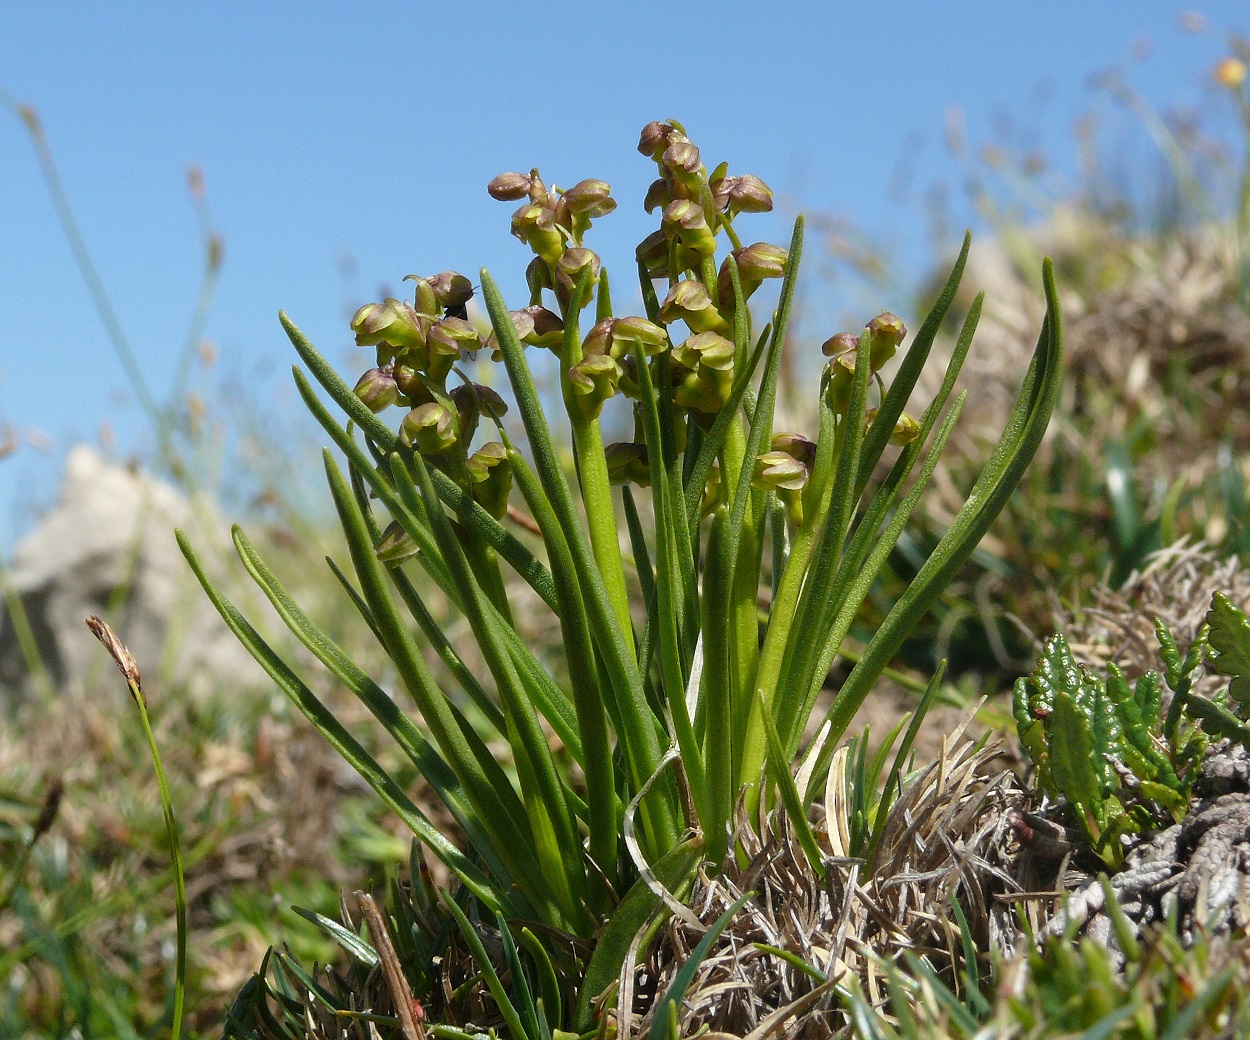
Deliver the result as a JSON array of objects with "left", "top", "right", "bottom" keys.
[{"left": 0, "top": 445, "right": 263, "bottom": 701}]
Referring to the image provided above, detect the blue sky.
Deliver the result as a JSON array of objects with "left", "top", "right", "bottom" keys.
[{"left": 1, "top": 2, "right": 1247, "bottom": 551}]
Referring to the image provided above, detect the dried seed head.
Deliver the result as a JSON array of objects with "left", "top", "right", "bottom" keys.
[{"left": 86, "top": 615, "right": 144, "bottom": 704}]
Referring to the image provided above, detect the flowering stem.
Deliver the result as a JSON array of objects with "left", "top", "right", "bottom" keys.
[{"left": 558, "top": 281, "right": 636, "bottom": 659}]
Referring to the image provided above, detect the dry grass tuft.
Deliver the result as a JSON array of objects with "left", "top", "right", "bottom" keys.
[
  {"left": 626, "top": 733, "right": 1023, "bottom": 1038},
  {"left": 1054, "top": 539, "right": 1250, "bottom": 693}
]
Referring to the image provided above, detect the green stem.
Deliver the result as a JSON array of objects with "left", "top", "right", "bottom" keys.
[
  {"left": 570, "top": 416, "right": 635, "bottom": 656},
  {"left": 133, "top": 694, "right": 187, "bottom": 1040}
]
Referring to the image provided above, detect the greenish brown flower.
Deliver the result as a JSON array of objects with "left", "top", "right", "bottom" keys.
[
  {"left": 351, "top": 299, "right": 428, "bottom": 352},
  {"left": 353, "top": 365, "right": 399, "bottom": 413},
  {"left": 427, "top": 316, "right": 482, "bottom": 380},
  {"left": 643, "top": 178, "right": 673, "bottom": 214},
  {"left": 635, "top": 229, "right": 670, "bottom": 275},
  {"left": 401, "top": 402, "right": 458, "bottom": 456},
  {"left": 662, "top": 199, "right": 717, "bottom": 257},
  {"left": 755, "top": 435, "right": 814, "bottom": 523},
  {"left": 823, "top": 345, "right": 858, "bottom": 414},
  {"left": 866, "top": 407, "right": 921, "bottom": 446},
  {"left": 672, "top": 332, "right": 734, "bottom": 415},
  {"left": 658, "top": 279, "right": 730, "bottom": 335},
  {"left": 510, "top": 196, "right": 566, "bottom": 263},
  {"left": 867, "top": 312, "right": 906, "bottom": 371},
  {"left": 467, "top": 441, "right": 512, "bottom": 519},
  {"left": 710, "top": 173, "right": 774, "bottom": 215},
  {"left": 717, "top": 242, "right": 788, "bottom": 303},
  {"left": 567, "top": 352, "right": 622, "bottom": 419},
  {"left": 662, "top": 139, "right": 702, "bottom": 186},
  {"left": 487, "top": 171, "right": 534, "bottom": 201},
  {"left": 562, "top": 179, "right": 616, "bottom": 218},
  {"left": 821, "top": 331, "right": 859, "bottom": 357},
  {"left": 375, "top": 519, "right": 419, "bottom": 563},
  {"left": 638, "top": 120, "right": 681, "bottom": 161},
  {"left": 555, "top": 247, "right": 601, "bottom": 309},
  {"left": 754, "top": 450, "right": 809, "bottom": 493},
  {"left": 451, "top": 381, "right": 507, "bottom": 443},
  {"left": 428, "top": 271, "right": 475, "bottom": 318},
  {"left": 605, "top": 441, "right": 651, "bottom": 487},
  {"left": 611, "top": 316, "right": 669, "bottom": 359}
]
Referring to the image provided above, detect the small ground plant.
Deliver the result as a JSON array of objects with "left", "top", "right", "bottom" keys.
[
  {"left": 1014, "top": 592, "right": 1250, "bottom": 869},
  {"left": 183, "top": 119, "right": 1062, "bottom": 1035}
]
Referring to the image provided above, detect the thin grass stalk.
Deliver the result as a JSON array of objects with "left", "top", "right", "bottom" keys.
[
  {"left": 398, "top": 449, "right": 592, "bottom": 931},
  {"left": 811, "top": 262, "right": 1063, "bottom": 788},
  {"left": 286, "top": 331, "right": 560, "bottom": 612},
  {"left": 322, "top": 452, "right": 568, "bottom": 923},
  {"left": 698, "top": 506, "right": 735, "bottom": 865},
  {"left": 481, "top": 268, "right": 680, "bottom": 854},
  {"left": 180, "top": 534, "right": 508, "bottom": 912},
  {"left": 228, "top": 526, "right": 522, "bottom": 885},
  {"left": 632, "top": 339, "right": 706, "bottom": 808},
  {"left": 505, "top": 443, "right": 620, "bottom": 889},
  {"left": 559, "top": 270, "right": 635, "bottom": 657},
  {"left": 84, "top": 617, "right": 186, "bottom": 1040}
]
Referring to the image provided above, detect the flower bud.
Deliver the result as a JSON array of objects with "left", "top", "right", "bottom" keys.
[
  {"left": 605, "top": 441, "right": 651, "bottom": 487},
  {"left": 451, "top": 381, "right": 507, "bottom": 420},
  {"left": 487, "top": 306, "right": 559, "bottom": 359},
  {"left": 562, "top": 179, "right": 616, "bottom": 218},
  {"left": 392, "top": 361, "right": 432, "bottom": 403},
  {"left": 866, "top": 312, "right": 906, "bottom": 371},
  {"left": 428, "top": 271, "right": 474, "bottom": 319},
  {"left": 582, "top": 317, "right": 616, "bottom": 357},
  {"left": 467, "top": 441, "right": 512, "bottom": 519},
  {"left": 754, "top": 449, "right": 810, "bottom": 523},
  {"left": 824, "top": 348, "right": 858, "bottom": 414},
  {"left": 511, "top": 200, "right": 565, "bottom": 263},
  {"left": 638, "top": 121, "right": 680, "bottom": 161},
  {"left": 658, "top": 279, "right": 730, "bottom": 335},
  {"left": 662, "top": 199, "right": 717, "bottom": 257},
  {"left": 488, "top": 171, "right": 533, "bottom": 201},
  {"left": 672, "top": 331, "right": 734, "bottom": 374},
  {"left": 401, "top": 402, "right": 458, "bottom": 455},
  {"left": 352, "top": 299, "right": 428, "bottom": 351},
  {"left": 426, "top": 316, "right": 480, "bottom": 380},
  {"left": 353, "top": 365, "right": 399, "bottom": 413},
  {"left": 451, "top": 381, "right": 507, "bottom": 442},
  {"left": 770, "top": 432, "right": 817, "bottom": 469},
  {"left": 405, "top": 275, "right": 441, "bottom": 317},
  {"left": 710, "top": 173, "right": 774, "bottom": 214},
  {"left": 821, "top": 332, "right": 859, "bottom": 358}
]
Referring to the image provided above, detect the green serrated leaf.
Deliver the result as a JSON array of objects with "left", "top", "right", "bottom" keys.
[{"left": 1207, "top": 592, "right": 1250, "bottom": 707}]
